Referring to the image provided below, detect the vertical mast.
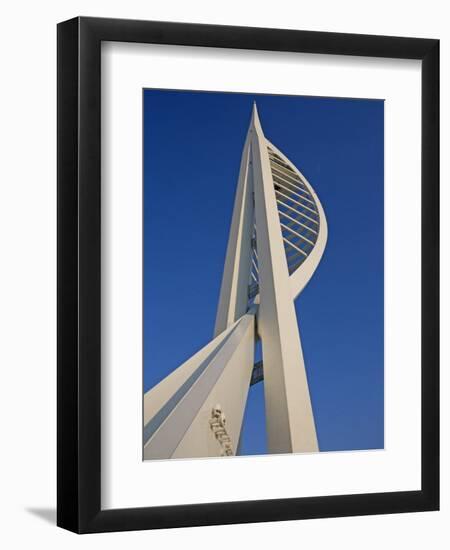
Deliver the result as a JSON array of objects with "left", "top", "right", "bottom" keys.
[
  {"left": 249, "top": 104, "right": 318, "bottom": 453},
  {"left": 214, "top": 131, "right": 254, "bottom": 336}
]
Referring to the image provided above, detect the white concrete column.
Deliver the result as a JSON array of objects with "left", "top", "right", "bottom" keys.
[
  {"left": 144, "top": 311, "right": 255, "bottom": 460},
  {"left": 250, "top": 104, "right": 319, "bottom": 454},
  {"left": 214, "top": 132, "right": 254, "bottom": 337}
]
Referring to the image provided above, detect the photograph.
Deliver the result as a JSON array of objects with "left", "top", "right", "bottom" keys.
[
  {"left": 142, "top": 89, "right": 384, "bottom": 460},
  {"left": 0, "top": 2, "right": 441, "bottom": 542}
]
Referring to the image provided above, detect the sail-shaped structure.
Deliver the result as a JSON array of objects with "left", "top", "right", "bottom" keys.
[{"left": 144, "top": 104, "right": 327, "bottom": 459}]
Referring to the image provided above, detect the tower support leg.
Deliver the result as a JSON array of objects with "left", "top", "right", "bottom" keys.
[{"left": 250, "top": 106, "right": 318, "bottom": 454}]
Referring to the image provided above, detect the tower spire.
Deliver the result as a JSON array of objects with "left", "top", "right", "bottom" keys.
[
  {"left": 143, "top": 105, "right": 327, "bottom": 459},
  {"left": 250, "top": 101, "right": 263, "bottom": 133}
]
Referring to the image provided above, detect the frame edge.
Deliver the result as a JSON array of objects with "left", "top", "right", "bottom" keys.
[
  {"left": 57, "top": 17, "right": 440, "bottom": 533},
  {"left": 57, "top": 16, "right": 81, "bottom": 533}
]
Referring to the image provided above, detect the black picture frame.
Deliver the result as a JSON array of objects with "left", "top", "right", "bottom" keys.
[{"left": 57, "top": 16, "right": 439, "bottom": 533}]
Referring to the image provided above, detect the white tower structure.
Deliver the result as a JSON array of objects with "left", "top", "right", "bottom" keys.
[{"left": 144, "top": 104, "right": 327, "bottom": 459}]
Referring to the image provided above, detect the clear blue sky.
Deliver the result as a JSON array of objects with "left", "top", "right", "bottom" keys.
[{"left": 143, "top": 89, "right": 384, "bottom": 455}]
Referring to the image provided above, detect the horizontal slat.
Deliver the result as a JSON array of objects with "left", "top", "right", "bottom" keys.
[
  {"left": 270, "top": 162, "right": 306, "bottom": 186},
  {"left": 273, "top": 178, "right": 317, "bottom": 208},
  {"left": 268, "top": 154, "right": 297, "bottom": 175},
  {"left": 280, "top": 222, "right": 315, "bottom": 247},
  {"left": 283, "top": 237, "right": 308, "bottom": 257},
  {"left": 269, "top": 161, "right": 311, "bottom": 186},
  {"left": 276, "top": 198, "right": 319, "bottom": 226},
  {"left": 269, "top": 163, "right": 308, "bottom": 191},
  {"left": 272, "top": 173, "right": 315, "bottom": 204},
  {"left": 288, "top": 254, "right": 306, "bottom": 273},
  {"left": 251, "top": 257, "right": 259, "bottom": 274},
  {"left": 277, "top": 208, "right": 318, "bottom": 235},
  {"left": 286, "top": 247, "right": 309, "bottom": 266},
  {"left": 275, "top": 189, "right": 319, "bottom": 217}
]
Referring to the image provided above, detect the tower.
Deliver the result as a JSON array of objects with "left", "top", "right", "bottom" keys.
[{"left": 143, "top": 104, "right": 327, "bottom": 459}]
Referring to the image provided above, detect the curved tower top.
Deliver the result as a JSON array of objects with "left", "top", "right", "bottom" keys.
[{"left": 249, "top": 103, "right": 328, "bottom": 303}]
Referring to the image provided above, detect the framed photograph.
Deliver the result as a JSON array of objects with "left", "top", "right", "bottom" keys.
[{"left": 57, "top": 16, "right": 439, "bottom": 533}]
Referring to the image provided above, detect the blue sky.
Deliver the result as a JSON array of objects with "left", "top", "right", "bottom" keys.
[{"left": 143, "top": 89, "right": 384, "bottom": 455}]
